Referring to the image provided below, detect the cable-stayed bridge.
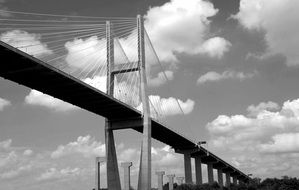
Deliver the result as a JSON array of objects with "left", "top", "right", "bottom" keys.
[{"left": 0, "top": 10, "right": 250, "bottom": 189}]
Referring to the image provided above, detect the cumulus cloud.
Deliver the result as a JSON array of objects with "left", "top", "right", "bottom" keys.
[
  {"left": 207, "top": 98, "right": 299, "bottom": 152},
  {"left": 206, "top": 98, "right": 299, "bottom": 177},
  {"left": 137, "top": 95, "right": 195, "bottom": 117},
  {"left": 247, "top": 101, "right": 280, "bottom": 117},
  {"left": 24, "top": 90, "right": 78, "bottom": 112},
  {"left": 259, "top": 133, "right": 299, "bottom": 154},
  {"left": 145, "top": 0, "right": 231, "bottom": 62},
  {"left": 233, "top": 0, "right": 299, "bottom": 66},
  {"left": 0, "top": 30, "right": 53, "bottom": 57},
  {"left": 51, "top": 135, "right": 105, "bottom": 159},
  {"left": 148, "top": 71, "right": 174, "bottom": 87},
  {"left": 0, "top": 139, "right": 12, "bottom": 150},
  {"left": 197, "top": 70, "right": 256, "bottom": 84},
  {"left": 36, "top": 167, "right": 80, "bottom": 181},
  {"left": 0, "top": 97, "right": 11, "bottom": 111}
]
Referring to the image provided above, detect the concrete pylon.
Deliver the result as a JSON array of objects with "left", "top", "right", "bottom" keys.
[
  {"left": 105, "top": 21, "right": 121, "bottom": 190},
  {"left": 195, "top": 156, "right": 202, "bottom": 185},
  {"left": 156, "top": 171, "right": 165, "bottom": 190},
  {"left": 233, "top": 176, "right": 238, "bottom": 185},
  {"left": 217, "top": 169, "right": 224, "bottom": 189},
  {"left": 207, "top": 162, "right": 214, "bottom": 185},
  {"left": 137, "top": 14, "right": 152, "bottom": 190},
  {"left": 95, "top": 157, "right": 106, "bottom": 190},
  {"left": 176, "top": 177, "right": 185, "bottom": 185},
  {"left": 167, "top": 174, "right": 175, "bottom": 190},
  {"left": 121, "top": 162, "right": 133, "bottom": 190},
  {"left": 183, "top": 153, "right": 192, "bottom": 184},
  {"left": 225, "top": 172, "right": 231, "bottom": 188}
]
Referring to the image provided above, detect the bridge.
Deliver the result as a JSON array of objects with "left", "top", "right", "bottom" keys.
[{"left": 0, "top": 11, "right": 250, "bottom": 190}]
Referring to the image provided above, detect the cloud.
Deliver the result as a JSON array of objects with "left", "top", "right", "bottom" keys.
[
  {"left": 36, "top": 167, "right": 80, "bottom": 181},
  {"left": 233, "top": 0, "right": 299, "bottom": 66},
  {"left": 206, "top": 98, "right": 299, "bottom": 177},
  {"left": 24, "top": 90, "right": 78, "bottom": 112},
  {"left": 145, "top": 0, "right": 231, "bottom": 62},
  {"left": 259, "top": 133, "right": 299, "bottom": 154},
  {"left": 197, "top": 70, "right": 256, "bottom": 84},
  {"left": 0, "top": 97, "right": 11, "bottom": 111},
  {"left": 247, "top": 101, "right": 280, "bottom": 117},
  {"left": 0, "top": 139, "right": 12, "bottom": 150},
  {"left": 148, "top": 71, "right": 174, "bottom": 87},
  {"left": 51, "top": 135, "right": 105, "bottom": 159},
  {"left": 0, "top": 30, "right": 53, "bottom": 58},
  {"left": 207, "top": 98, "right": 299, "bottom": 152},
  {"left": 137, "top": 95, "right": 195, "bottom": 117}
]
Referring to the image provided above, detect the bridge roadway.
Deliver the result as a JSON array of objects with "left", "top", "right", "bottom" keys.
[{"left": 0, "top": 41, "right": 250, "bottom": 182}]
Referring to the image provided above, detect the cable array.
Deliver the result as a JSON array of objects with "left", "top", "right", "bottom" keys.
[{"left": 0, "top": 10, "right": 197, "bottom": 144}]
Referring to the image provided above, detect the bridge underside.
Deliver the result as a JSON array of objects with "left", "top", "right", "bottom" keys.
[{"left": 0, "top": 41, "right": 250, "bottom": 181}]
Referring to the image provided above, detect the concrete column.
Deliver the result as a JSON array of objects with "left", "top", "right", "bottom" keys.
[
  {"left": 176, "top": 177, "right": 184, "bottom": 185},
  {"left": 95, "top": 157, "right": 105, "bottom": 190},
  {"left": 167, "top": 175, "right": 175, "bottom": 190},
  {"left": 156, "top": 171, "right": 165, "bottom": 190},
  {"left": 105, "top": 21, "right": 121, "bottom": 190},
  {"left": 217, "top": 169, "right": 224, "bottom": 189},
  {"left": 121, "top": 162, "right": 132, "bottom": 190},
  {"left": 137, "top": 14, "right": 152, "bottom": 190},
  {"left": 225, "top": 172, "right": 231, "bottom": 188},
  {"left": 184, "top": 153, "right": 192, "bottom": 184},
  {"left": 233, "top": 176, "right": 238, "bottom": 185},
  {"left": 195, "top": 156, "right": 202, "bottom": 185},
  {"left": 207, "top": 163, "right": 214, "bottom": 185}
]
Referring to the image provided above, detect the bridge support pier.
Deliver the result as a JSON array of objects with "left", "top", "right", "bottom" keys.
[
  {"left": 156, "top": 171, "right": 165, "bottom": 190},
  {"left": 207, "top": 162, "right": 214, "bottom": 185},
  {"left": 105, "top": 122, "right": 121, "bottom": 190},
  {"left": 233, "top": 176, "right": 238, "bottom": 185},
  {"left": 95, "top": 157, "right": 105, "bottom": 190},
  {"left": 121, "top": 162, "right": 133, "bottom": 190},
  {"left": 225, "top": 172, "right": 231, "bottom": 189},
  {"left": 167, "top": 174, "right": 175, "bottom": 190},
  {"left": 217, "top": 168, "right": 224, "bottom": 189},
  {"left": 195, "top": 156, "right": 202, "bottom": 185},
  {"left": 183, "top": 152, "right": 193, "bottom": 184}
]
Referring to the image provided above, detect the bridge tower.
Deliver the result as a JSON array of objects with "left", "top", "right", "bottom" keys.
[
  {"left": 105, "top": 20, "right": 122, "bottom": 190},
  {"left": 136, "top": 14, "right": 152, "bottom": 190},
  {"left": 105, "top": 15, "right": 152, "bottom": 190}
]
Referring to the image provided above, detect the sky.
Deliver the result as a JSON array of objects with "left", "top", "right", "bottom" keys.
[{"left": 1, "top": 0, "right": 299, "bottom": 189}]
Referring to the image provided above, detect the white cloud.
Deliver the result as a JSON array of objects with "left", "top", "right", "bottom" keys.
[
  {"left": 207, "top": 98, "right": 299, "bottom": 177},
  {"left": 0, "top": 97, "right": 11, "bottom": 111},
  {"left": 51, "top": 135, "right": 105, "bottom": 159},
  {"left": 0, "top": 151, "right": 17, "bottom": 168},
  {"left": 207, "top": 98, "right": 299, "bottom": 152},
  {"left": 233, "top": 0, "right": 299, "bottom": 66},
  {"left": 24, "top": 90, "right": 78, "bottom": 112},
  {"left": 137, "top": 95, "right": 195, "bottom": 117},
  {"left": 23, "top": 149, "right": 33, "bottom": 156},
  {"left": 36, "top": 167, "right": 80, "bottom": 181},
  {"left": 247, "top": 101, "right": 280, "bottom": 117},
  {"left": 197, "top": 70, "right": 256, "bottom": 84},
  {"left": 259, "top": 133, "right": 299, "bottom": 154},
  {"left": 145, "top": 0, "right": 231, "bottom": 62},
  {"left": 148, "top": 71, "right": 174, "bottom": 87},
  {"left": 0, "top": 30, "right": 52, "bottom": 57},
  {"left": 0, "top": 139, "right": 12, "bottom": 150}
]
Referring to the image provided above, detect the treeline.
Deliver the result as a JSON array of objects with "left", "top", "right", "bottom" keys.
[{"left": 159, "top": 176, "right": 299, "bottom": 190}]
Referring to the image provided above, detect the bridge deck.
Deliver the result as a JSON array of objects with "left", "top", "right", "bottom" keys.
[{"left": 0, "top": 41, "right": 249, "bottom": 181}]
